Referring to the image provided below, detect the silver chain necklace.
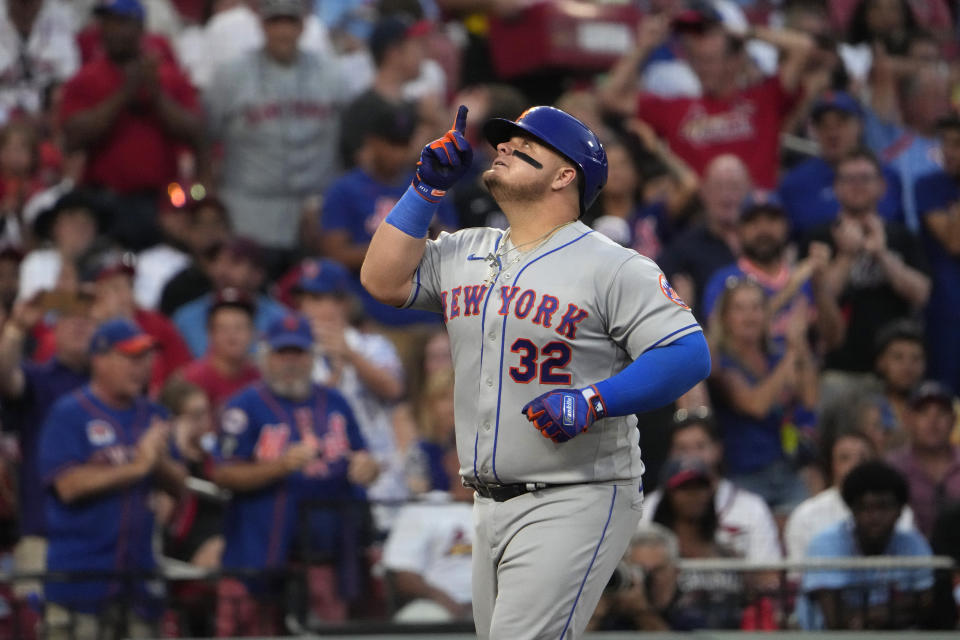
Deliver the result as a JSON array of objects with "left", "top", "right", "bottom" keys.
[{"left": 482, "top": 220, "right": 576, "bottom": 287}]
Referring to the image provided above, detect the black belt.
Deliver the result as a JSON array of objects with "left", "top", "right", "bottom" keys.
[{"left": 465, "top": 481, "right": 552, "bottom": 502}]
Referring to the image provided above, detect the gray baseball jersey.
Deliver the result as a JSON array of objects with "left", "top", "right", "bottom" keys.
[
  {"left": 404, "top": 220, "right": 702, "bottom": 486},
  {"left": 204, "top": 49, "right": 345, "bottom": 248}
]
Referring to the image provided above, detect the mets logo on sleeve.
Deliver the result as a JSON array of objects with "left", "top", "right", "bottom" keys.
[
  {"left": 86, "top": 420, "right": 116, "bottom": 445},
  {"left": 659, "top": 274, "right": 690, "bottom": 310}
]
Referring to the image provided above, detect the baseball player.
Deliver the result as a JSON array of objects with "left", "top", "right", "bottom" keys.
[{"left": 361, "top": 105, "right": 712, "bottom": 639}]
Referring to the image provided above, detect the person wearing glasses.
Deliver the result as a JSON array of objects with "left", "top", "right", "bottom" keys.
[{"left": 802, "top": 148, "right": 929, "bottom": 388}]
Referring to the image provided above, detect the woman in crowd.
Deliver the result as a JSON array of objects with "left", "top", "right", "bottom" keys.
[
  {"left": 708, "top": 278, "right": 819, "bottom": 515},
  {"left": 652, "top": 458, "right": 754, "bottom": 630}
]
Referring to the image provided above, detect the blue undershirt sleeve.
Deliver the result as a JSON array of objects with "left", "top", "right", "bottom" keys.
[{"left": 593, "top": 331, "right": 711, "bottom": 417}]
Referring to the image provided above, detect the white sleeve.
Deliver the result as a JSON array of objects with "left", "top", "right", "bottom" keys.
[{"left": 745, "top": 496, "right": 783, "bottom": 561}]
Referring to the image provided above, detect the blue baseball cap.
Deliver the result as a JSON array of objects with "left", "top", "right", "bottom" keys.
[
  {"left": 739, "top": 190, "right": 784, "bottom": 222},
  {"left": 295, "top": 259, "right": 350, "bottom": 296},
  {"left": 265, "top": 313, "right": 313, "bottom": 351},
  {"left": 90, "top": 318, "right": 156, "bottom": 356},
  {"left": 93, "top": 0, "right": 146, "bottom": 21},
  {"left": 811, "top": 90, "right": 863, "bottom": 122}
]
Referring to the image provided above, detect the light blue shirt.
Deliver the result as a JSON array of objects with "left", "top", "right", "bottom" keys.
[
  {"left": 863, "top": 108, "right": 942, "bottom": 233},
  {"left": 173, "top": 293, "right": 288, "bottom": 357},
  {"left": 797, "top": 519, "right": 933, "bottom": 630}
]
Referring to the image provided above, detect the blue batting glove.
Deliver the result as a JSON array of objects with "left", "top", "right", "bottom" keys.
[
  {"left": 521, "top": 386, "right": 608, "bottom": 443},
  {"left": 411, "top": 105, "right": 473, "bottom": 203}
]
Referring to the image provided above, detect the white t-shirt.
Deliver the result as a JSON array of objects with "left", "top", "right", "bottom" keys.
[
  {"left": 134, "top": 244, "right": 190, "bottom": 310},
  {"left": 382, "top": 492, "right": 474, "bottom": 605},
  {"left": 642, "top": 478, "right": 783, "bottom": 561},
  {"left": 784, "top": 486, "right": 915, "bottom": 560},
  {"left": 312, "top": 327, "right": 408, "bottom": 526}
]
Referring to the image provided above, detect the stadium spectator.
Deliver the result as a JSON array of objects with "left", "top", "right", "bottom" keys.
[
  {"left": 866, "top": 49, "right": 951, "bottom": 230},
  {"left": 800, "top": 460, "right": 933, "bottom": 630},
  {"left": 805, "top": 149, "right": 929, "bottom": 377},
  {"left": 587, "top": 522, "right": 689, "bottom": 632},
  {"left": 160, "top": 378, "right": 223, "bottom": 566},
  {"left": 85, "top": 251, "right": 192, "bottom": 396},
  {"left": 778, "top": 91, "right": 904, "bottom": 236},
  {"left": 0, "top": 120, "right": 45, "bottom": 248},
  {"left": 640, "top": 408, "right": 782, "bottom": 564},
  {"left": 172, "top": 236, "right": 287, "bottom": 357},
  {"left": 18, "top": 189, "right": 109, "bottom": 302},
  {"left": 292, "top": 258, "right": 408, "bottom": 531},
  {"left": 0, "top": 289, "right": 94, "bottom": 601},
  {"left": 588, "top": 128, "right": 698, "bottom": 260},
  {"left": 872, "top": 319, "right": 926, "bottom": 433},
  {"left": 211, "top": 313, "right": 378, "bottom": 634},
  {"left": 701, "top": 193, "right": 843, "bottom": 350},
  {"left": 58, "top": 0, "right": 201, "bottom": 251},
  {"left": 382, "top": 447, "right": 472, "bottom": 622},
  {"left": 843, "top": 0, "right": 921, "bottom": 56},
  {"left": 157, "top": 196, "right": 232, "bottom": 316},
  {"left": 599, "top": 13, "right": 814, "bottom": 189},
  {"left": 785, "top": 428, "right": 915, "bottom": 561},
  {"left": 319, "top": 100, "right": 450, "bottom": 334},
  {"left": 38, "top": 318, "right": 184, "bottom": 639},
  {"left": 180, "top": 287, "right": 260, "bottom": 410},
  {"left": 0, "top": 0, "right": 79, "bottom": 124},
  {"left": 658, "top": 154, "right": 750, "bottom": 314},
  {"left": 159, "top": 378, "right": 224, "bottom": 638},
  {"left": 708, "top": 278, "right": 818, "bottom": 512},
  {"left": 652, "top": 457, "right": 749, "bottom": 630},
  {"left": 887, "top": 380, "right": 960, "bottom": 539},
  {"left": 914, "top": 114, "right": 960, "bottom": 394},
  {"left": 202, "top": 0, "right": 346, "bottom": 276},
  {"left": 405, "top": 367, "right": 455, "bottom": 496},
  {"left": 339, "top": 14, "right": 432, "bottom": 168},
  {"left": 176, "top": 0, "right": 332, "bottom": 90},
  {"left": 133, "top": 187, "right": 198, "bottom": 310}
]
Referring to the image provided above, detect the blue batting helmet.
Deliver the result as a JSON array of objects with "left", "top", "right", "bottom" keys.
[{"left": 482, "top": 106, "right": 608, "bottom": 215}]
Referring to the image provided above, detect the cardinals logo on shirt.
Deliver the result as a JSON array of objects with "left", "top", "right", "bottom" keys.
[
  {"left": 86, "top": 420, "right": 116, "bottom": 446},
  {"left": 659, "top": 274, "right": 691, "bottom": 310}
]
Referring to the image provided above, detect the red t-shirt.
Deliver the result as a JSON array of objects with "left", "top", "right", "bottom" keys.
[
  {"left": 637, "top": 77, "right": 797, "bottom": 189},
  {"left": 134, "top": 308, "right": 192, "bottom": 396},
  {"left": 58, "top": 57, "right": 198, "bottom": 193},
  {"left": 181, "top": 357, "right": 261, "bottom": 410}
]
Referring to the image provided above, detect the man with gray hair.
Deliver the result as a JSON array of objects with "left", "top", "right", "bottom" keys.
[
  {"left": 211, "top": 312, "right": 378, "bottom": 634},
  {"left": 588, "top": 522, "right": 687, "bottom": 631},
  {"left": 203, "top": 0, "right": 346, "bottom": 276}
]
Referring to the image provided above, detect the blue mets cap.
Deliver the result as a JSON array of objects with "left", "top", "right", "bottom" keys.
[
  {"left": 90, "top": 318, "right": 156, "bottom": 356},
  {"left": 811, "top": 90, "right": 863, "bottom": 122},
  {"left": 295, "top": 258, "right": 350, "bottom": 296},
  {"left": 739, "top": 190, "right": 784, "bottom": 222},
  {"left": 93, "top": 0, "right": 146, "bottom": 21},
  {"left": 265, "top": 313, "right": 313, "bottom": 351}
]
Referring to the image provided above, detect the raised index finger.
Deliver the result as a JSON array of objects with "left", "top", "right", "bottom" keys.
[{"left": 454, "top": 104, "right": 468, "bottom": 134}]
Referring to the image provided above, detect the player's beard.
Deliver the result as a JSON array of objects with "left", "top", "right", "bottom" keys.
[{"left": 482, "top": 169, "right": 549, "bottom": 205}]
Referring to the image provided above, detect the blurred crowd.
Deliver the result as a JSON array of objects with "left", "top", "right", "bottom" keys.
[{"left": 0, "top": 0, "right": 959, "bottom": 636}]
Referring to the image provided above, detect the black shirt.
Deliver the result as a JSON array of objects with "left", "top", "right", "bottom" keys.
[
  {"left": 658, "top": 224, "right": 736, "bottom": 321},
  {"left": 802, "top": 219, "right": 929, "bottom": 373}
]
